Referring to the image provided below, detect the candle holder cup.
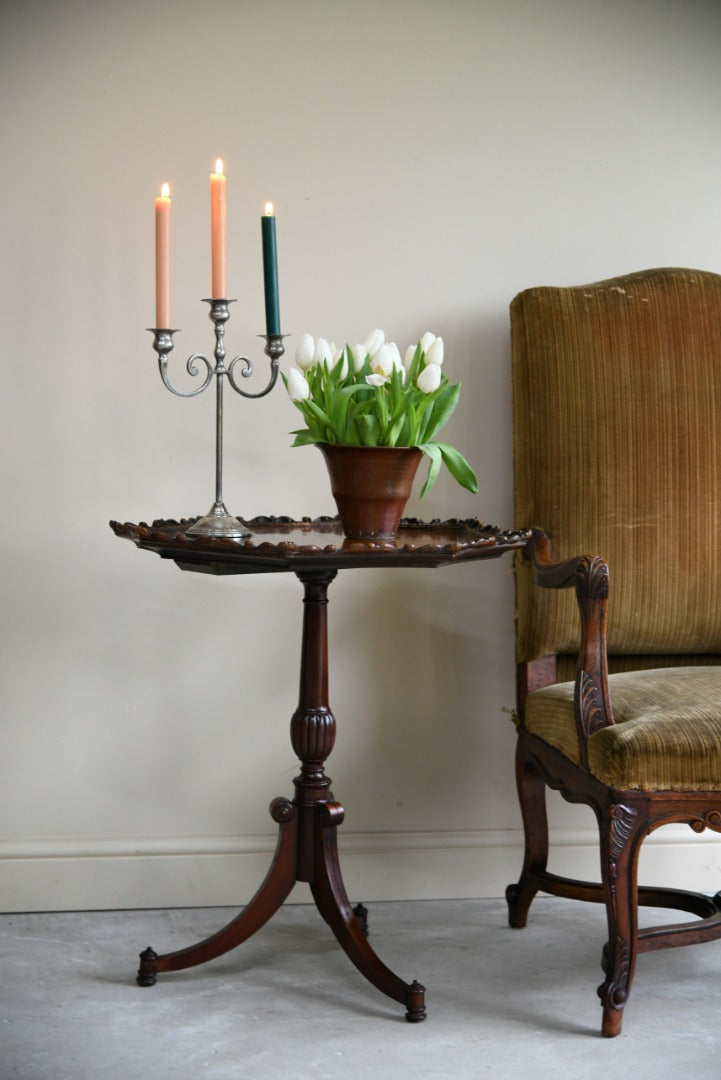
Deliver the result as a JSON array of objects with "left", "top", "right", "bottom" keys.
[{"left": 149, "top": 298, "right": 285, "bottom": 538}]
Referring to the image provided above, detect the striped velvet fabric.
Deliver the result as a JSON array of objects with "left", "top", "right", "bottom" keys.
[
  {"left": 524, "top": 667, "right": 721, "bottom": 790},
  {"left": 512, "top": 268, "right": 721, "bottom": 790},
  {"left": 512, "top": 268, "right": 721, "bottom": 663}
]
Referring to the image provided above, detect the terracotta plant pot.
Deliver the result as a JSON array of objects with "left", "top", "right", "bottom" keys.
[{"left": 318, "top": 443, "right": 423, "bottom": 540}]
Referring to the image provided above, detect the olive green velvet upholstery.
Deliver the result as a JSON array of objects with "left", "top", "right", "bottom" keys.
[
  {"left": 513, "top": 268, "right": 721, "bottom": 790},
  {"left": 524, "top": 667, "right": 721, "bottom": 790},
  {"left": 513, "top": 267, "right": 721, "bottom": 666}
]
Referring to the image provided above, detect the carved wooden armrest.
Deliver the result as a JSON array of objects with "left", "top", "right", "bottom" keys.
[{"left": 525, "top": 530, "right": 614, "bottom": 767}]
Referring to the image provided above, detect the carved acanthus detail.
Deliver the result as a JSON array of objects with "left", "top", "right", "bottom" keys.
[
  {"left": 605, "top": 804, "right": 639, "bottom": 893},
  {"left": 578, "top": 670, "right": 607, "bottom": 741},
  {"left": 609, "top": 803, "right": 639, "bottom": 859},
  {"left": 576, "top": 555, "right": 609, "bottom": 599}
]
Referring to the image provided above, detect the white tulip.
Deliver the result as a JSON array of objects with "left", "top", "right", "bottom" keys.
[
  {"left": 425, "top": 336, "right": 444, "bottom": 366},
  {"left": 387, "top": 341, "right": 402, "bottom": 368},
  {"left": 364, "top": 328, "right": 385, "bottom": 357},
  {"left": 295, "top": 332, "right": 316, "bottom": 371},
  {"left": 404, "top": 344, "right": 416, "bottom": 371},
  {"left": 370, "top": 342, "right": 396, "bottom": 378},
  {"left": 419, "top": 331, "right": 436, "bottom": 353},
  {"left": 366, "top": 373, "right": 389, "bottom": 387},
  {"left": 388, "top": 342, "right": 405, "bottom": 382},
  {"left": 313, "top": 337, "right": 333, "bottom": 366},
  {"left": 287, "top": 366, "right": 310, "bottom": 401},
  {"left": 334, "top": 349, "right": 349, "bottom": 378},
  {"left": 417, "top": 363, "right": 442, "bottom": 393},
  {"left": 351, "top": 343, "right": 367, "bottom": 371}
]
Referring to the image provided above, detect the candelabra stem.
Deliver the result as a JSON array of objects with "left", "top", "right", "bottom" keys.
[
  {"left": 186, "top": 299, "right": 250, "bottom": 538},
  {"left": 151, "top": 298, "right": 285, "bottom": 539},
  {"left": 215, "top": 361, "right": 224, "bottom": 508}
]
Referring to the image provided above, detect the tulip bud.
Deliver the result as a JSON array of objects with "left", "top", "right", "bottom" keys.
[
  {"left": 314, "top": 337, "right": 333, "bottom": 366},
  {"left": 404, "top": 344, "right": 416, "bottom": 371},
  {"left": 425, "top": 336, "right": 444, "bottom": 366},
  {"left": 365, "top": 372, "right": 389, "bottom": 387},
  {"left": 334, "top": 349, "right": 349, "bottom": 379},
  {"left": 387, "top": 342, "right": 405, "bottom": 382},
  {"left": 351, "top": 343, "right": 367, "bottom": 372},
  {"left": 417, "top": 363, "right": 442, "bottom": 393},
  {"left": 371, "top": 343, "right": 396, "bottom": 378},
  {"left": 295, "top": 332, "right": 316, "bottom": 371},
  {"left": 364, "top": 328, "right": 385, "bottom": 357},
  {"left": 387, "top": 342, "right": 402, "bottom": 368},
  {"left": 287, "top": 367, "right": 311, "bottom": 401},
  {"left": 419, "top": 331, "right": 436, "bottom": 353}
]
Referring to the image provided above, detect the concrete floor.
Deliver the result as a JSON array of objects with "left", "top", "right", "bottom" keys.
[{"left": 2, "top": 896, "right": 720, "bottom": 1079}]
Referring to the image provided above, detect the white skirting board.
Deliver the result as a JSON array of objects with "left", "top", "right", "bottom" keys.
[{"left": 2, "top": 826, "right": 721, "bottom": 913}]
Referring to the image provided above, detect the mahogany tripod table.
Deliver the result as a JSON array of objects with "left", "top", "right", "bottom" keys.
[{"left": 110, "top": 515, "right": 530, "bottom": 1021}]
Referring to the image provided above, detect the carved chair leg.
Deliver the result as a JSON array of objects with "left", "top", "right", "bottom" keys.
[
  {"left": 597, "top": 800, "right": 644, "bottom": 1038},
  {"left": 506, "top": 739, "right": 549, "bottom": 929}
]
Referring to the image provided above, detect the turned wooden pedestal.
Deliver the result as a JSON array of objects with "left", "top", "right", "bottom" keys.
[{"left": 111, "top": 515, "right": 530, "bottom": 1020}]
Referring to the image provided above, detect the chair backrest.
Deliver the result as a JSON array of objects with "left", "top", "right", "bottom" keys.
[{"left": 511, "top": 267, "right": 721, "bottom": 676}]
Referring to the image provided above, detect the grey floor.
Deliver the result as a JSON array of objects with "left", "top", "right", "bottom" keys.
[{"left": 2, "top": 897, "right": 720, "bottom": 1080}]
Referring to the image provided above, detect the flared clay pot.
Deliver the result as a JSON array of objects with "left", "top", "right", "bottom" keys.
[{"left": 318, "top": 443, "right": 423, "bottom": 540}]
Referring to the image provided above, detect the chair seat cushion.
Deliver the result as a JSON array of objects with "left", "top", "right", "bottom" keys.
[{"left": 524, "top": 667, "right": 721, "bottom": 790}]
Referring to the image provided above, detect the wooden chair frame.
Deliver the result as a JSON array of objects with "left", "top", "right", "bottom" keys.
[{"left": 507, "top": 530, "right": 721, "bottom": 1037}]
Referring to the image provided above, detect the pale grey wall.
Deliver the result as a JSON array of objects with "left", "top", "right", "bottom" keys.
[{"left": 2, "top": 0, "right": 721, "bottom": 909}]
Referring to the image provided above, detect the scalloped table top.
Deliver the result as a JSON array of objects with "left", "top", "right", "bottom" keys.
[{"left": 110, "top": 515, "right": 531, "bottom": 575}]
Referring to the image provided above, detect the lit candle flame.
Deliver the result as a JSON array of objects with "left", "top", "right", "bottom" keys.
[
  {"left": 160, "top": 182, "right": 170, "bottom": 199},
  {"left": 215, "top": 158, "right": 224, "bottom": 176},
  {"left": 264, "top": 201, "right": 274, "bottom": 215}
]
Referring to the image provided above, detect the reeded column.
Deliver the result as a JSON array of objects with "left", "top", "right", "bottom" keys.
[{"left": 291, "top": 569, "right": 338, "bottom": 879}]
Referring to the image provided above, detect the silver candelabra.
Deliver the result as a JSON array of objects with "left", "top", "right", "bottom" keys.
[{"left": 149, "top": 298, "right": 285, "bottom": 538}]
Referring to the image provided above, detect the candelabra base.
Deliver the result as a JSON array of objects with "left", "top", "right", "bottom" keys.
[{"left": 186, "top": 502, "right": 250, "bottom": 539}]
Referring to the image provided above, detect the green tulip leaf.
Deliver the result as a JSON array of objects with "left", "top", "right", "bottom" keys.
[
  {"left": 423, "top": 382, "right": 460, "bottom": 441},
  {"left": 357, "top": 413, "right": 379, "bottom": 446},
  {"left": 436, "top": 441, "right": 478, "bottom": 494},
  {"left": 418, "top": 442, "right": 442, "bottom": 498},
  {"left": 290, "top": 429, "right": 317, "bottom": 447}
]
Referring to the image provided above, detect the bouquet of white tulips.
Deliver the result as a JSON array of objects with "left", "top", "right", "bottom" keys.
[{"left": 284, "top": 328, "right": 478, "bottom": 498}]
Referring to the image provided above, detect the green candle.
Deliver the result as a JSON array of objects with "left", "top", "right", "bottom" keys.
[{"left": 261, "top": 202, "right": 281, "bottom": 336}]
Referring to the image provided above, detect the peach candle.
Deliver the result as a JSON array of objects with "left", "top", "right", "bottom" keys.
[
  {"left": 210, "top": 159, "right": 227, "bottom": 298},
  {"left": 155, "top": 182, "right": 171, "bottom": 327}
]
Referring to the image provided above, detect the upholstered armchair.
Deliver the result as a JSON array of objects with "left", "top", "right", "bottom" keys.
[{"left": 507, "top": 267, "right": 721, "bottom": 1037}]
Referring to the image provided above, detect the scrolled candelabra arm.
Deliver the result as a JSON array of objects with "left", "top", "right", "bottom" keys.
[
  {"left": 150, "top": 298, "right": 284, "bottom": 540},
  {"left": 149, "top": 328, "right": 214, "bottom": 399},
  {"left": 226, "top": 333, "right": 286, "bottom": 398}
]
